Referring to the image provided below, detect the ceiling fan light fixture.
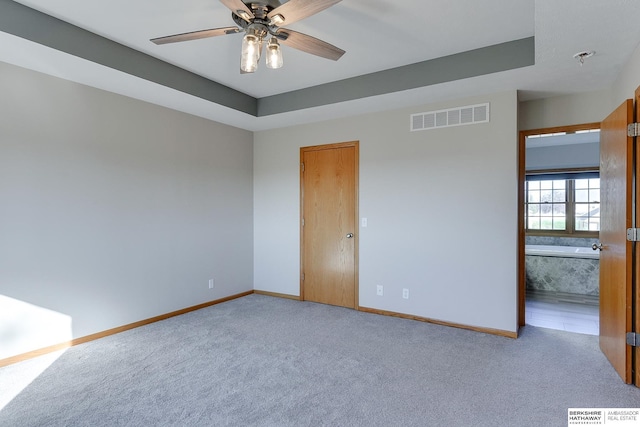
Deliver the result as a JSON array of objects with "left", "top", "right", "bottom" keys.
[
  {"left": 241, "top": 32, "right": 260, "bottom": 73},
  {"left": 266, "top": 37, "right": 283, "bottom": 69},
  {"left": 152, "top": 0, "right": 346, "bottom": 74}
]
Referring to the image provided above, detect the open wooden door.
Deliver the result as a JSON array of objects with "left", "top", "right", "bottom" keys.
[
  {"left": 635, "top": 87, "right": 640, "bottom": 386},
  {"left": 599, "top": 98, "right": 633, "bottom": 384}
]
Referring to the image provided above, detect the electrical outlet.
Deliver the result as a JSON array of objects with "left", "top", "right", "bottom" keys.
[
  {"left": 208, "top": 279, "right": 214, "bottom": 289},
  {"left": 376, "top": 285, "right": 383, "bottom": 296},
  {"left": 402, "top": 288, "right": 409, "bottom": 299}
]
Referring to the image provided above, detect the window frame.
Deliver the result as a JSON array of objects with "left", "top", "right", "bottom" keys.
[{"left": 525, "top": 167, "right": 600, "bottom": 238}]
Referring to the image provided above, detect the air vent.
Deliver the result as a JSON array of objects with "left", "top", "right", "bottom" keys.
[{"left": 410, "top": 103, "right": 490, "bottom": 132}]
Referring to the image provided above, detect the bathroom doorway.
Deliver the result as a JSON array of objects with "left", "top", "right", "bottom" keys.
[{"left": 518, "top": 123, "right": 601, "bottom": 335}]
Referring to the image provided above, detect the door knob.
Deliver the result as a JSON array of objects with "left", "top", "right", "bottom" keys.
[
  {"left": 592, "top": 242, "right": 603, "bottom": 251},
  {"left": 346, "top": 233, "right": 354, "bottom": 238}
]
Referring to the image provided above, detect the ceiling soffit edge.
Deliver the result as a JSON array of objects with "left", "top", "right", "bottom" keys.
[{"left": 0, "top": 1, "right": 535, "bottom": 119}]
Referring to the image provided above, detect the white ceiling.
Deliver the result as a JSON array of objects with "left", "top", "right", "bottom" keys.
[{"left": 3, "top": 0, "right": 640, "bottom": 131}]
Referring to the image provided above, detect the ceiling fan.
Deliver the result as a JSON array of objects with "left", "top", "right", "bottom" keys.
[{"left": 151, "top": 0, "right": 345, "bottom": 73}]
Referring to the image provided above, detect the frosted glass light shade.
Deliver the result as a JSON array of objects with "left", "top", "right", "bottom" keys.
[
  {"left": 241, "top": 34, "right": 260, "bottom": 73},
  {"left": 266, "top": 38, "right": 283, "bottom": 69}
]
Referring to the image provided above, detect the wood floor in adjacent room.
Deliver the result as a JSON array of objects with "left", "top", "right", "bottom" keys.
[{"left": 526, "top": 299, "right": 599, "bottom": 335}]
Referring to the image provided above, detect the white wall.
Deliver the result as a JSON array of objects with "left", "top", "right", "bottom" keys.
[
  {"left": 0, "top": 62, "right": 254, "bottom": 359},
  {"left": 254, "top": 91, "right": 519, "bottom": 333}
]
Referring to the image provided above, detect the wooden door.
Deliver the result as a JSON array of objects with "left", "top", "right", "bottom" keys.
[
  {"left": 635, "top": 87, "right": 640, "bottom": 386},
  {"left": 599, "top": 98, "right": 633, "bottom": 384},
  {"left": 300, "top": 141, "right": 358, "bottom": 309}
]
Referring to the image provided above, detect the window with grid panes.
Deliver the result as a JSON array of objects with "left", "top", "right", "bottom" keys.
[
  {"left": 525, "top": 176, "right": 599, "bottom": 234},
  {"left": 525, "top": 180, "right": 566, "bottom": 230},
  {"left": 574, "top": 178, "right": 600, "bottom": 231}
]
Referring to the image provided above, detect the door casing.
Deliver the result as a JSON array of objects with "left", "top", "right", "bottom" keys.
[{"left": 517, "top": 122, "right": 601, "bottom": 329}]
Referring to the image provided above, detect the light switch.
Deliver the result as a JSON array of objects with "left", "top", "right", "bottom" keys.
[{"left": 361, "top": 218, "right": 367, "bottom": 227}]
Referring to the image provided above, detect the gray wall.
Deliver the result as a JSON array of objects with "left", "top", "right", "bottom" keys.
[
  {"left": 612, "top": 41, "right": 640, "bottom": 108},
  {"left": 3, "top": 28, "right": 640, "bottom": 360},
  {"left": 0, "top": 62, "right": 254, "bottom": 359},
  {"left": 518, "top": 90, "right": 612, "bottom": 131},
  {"left": 254, "top": 91, "right": 519, "bottom": 333},
  {"left": 526, "top": 142, "right": 599, "bottom": 170}
]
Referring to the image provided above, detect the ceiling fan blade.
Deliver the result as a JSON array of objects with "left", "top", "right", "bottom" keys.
[
  {"left": 219, "top": 0, "right": 255, "bottom": 22},
  {"left": 267, "top": 0, "right": 341, "bottom": 27},
  {"left": 151, "top": 27, "right": 241, "bottom": 45},
  {"left": 276, "top": 29, "right": 345, "bottom": 61}
]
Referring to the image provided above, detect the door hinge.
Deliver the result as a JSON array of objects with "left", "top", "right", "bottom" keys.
[
  {"left": 627, "top": 332, "right": 639, "bottom": 347},
  {"left": 627, "top": 228, "right": 640, "bottom": 241},
  {"left": 302, "top": 218, "right": 305, "bottom": 227},
  {"left": 301, "top": 273, "right": 305, "bottom": 281},
  {"left": 628, "top": 123, "right": 640, "bottom": 137},
  {"left": 301, "top": 162, "right": 305, "bottom": 172}
]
